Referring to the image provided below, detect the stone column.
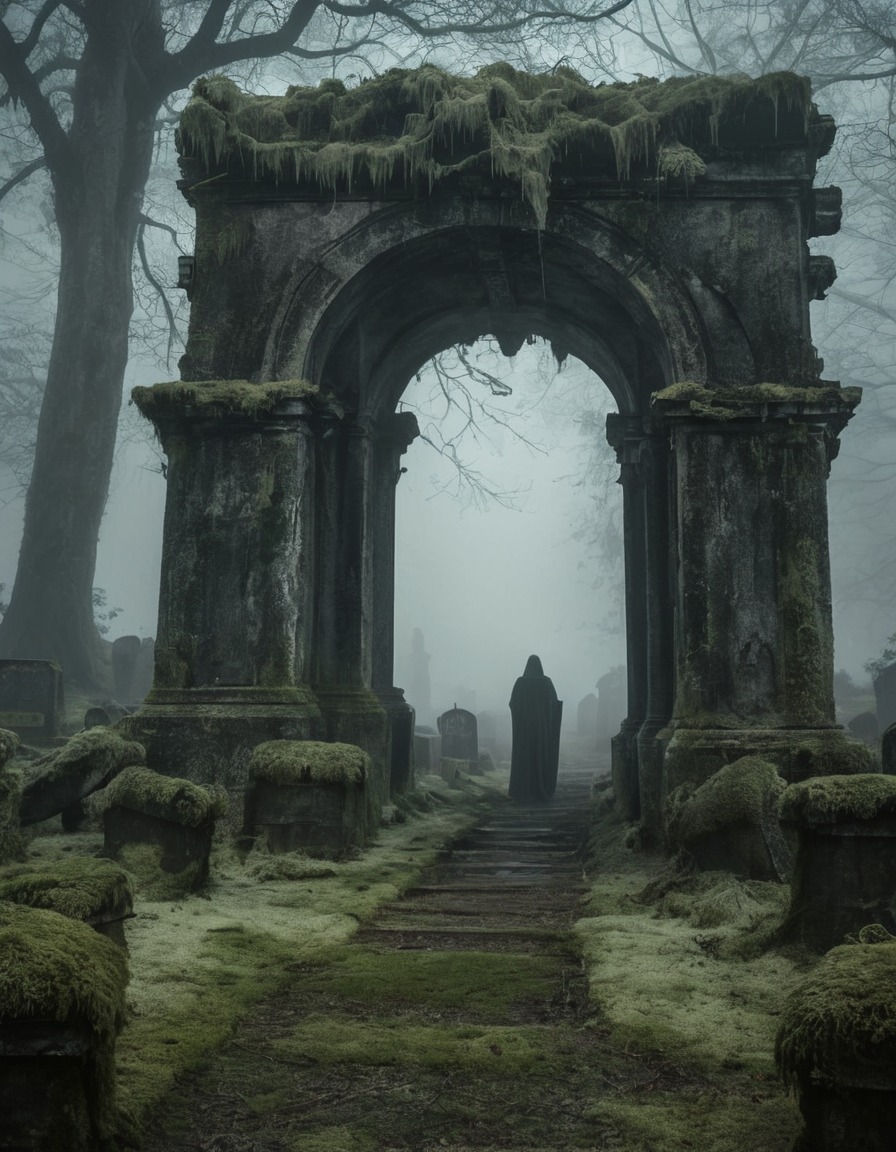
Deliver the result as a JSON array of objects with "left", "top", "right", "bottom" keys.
[
  {"left": 370, "top": 412, "right": 420, "bottom": 797},
  {"left": 123, "top": 381, "right": 325, "bottom": 789},
  {"left": 605, "top": 415, "right": 649, "bottom": 822},
  {"left": 655, "top": 384, "right": 871, "bottom": 799},
  {"left": 312, "top": 414, "right": 388, "bottom": 818}
]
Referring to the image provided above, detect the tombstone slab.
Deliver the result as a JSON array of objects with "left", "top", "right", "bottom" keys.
[
  {"left": 0, "top": 659, "right": 64, "bottom": 741},
  {"left": 437, "top": 707, "right": 478, "bottom": 764}
]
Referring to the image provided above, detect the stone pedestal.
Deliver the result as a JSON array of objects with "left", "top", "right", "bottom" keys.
[{"left": 656, "top": 386, "right": 863, "bottom": 823}]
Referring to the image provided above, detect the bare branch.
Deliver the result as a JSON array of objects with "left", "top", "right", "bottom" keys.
[
  {"left": 0, "top": 21, "right": 69, "bottom": 168},
  {"left": 0, "top": 154, "right": 46, "bottom": 202},
  {"left": 136, "top": 222, "right": 179, "bottom": 371}
]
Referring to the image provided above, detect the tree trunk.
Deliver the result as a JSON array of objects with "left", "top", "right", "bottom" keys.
[{"left": 0, "top": 2, "right": 161, "bottom": 690}]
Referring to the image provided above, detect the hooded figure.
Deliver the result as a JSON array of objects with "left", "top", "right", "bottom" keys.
[{"left": 509, "top": 655, "right": 562, "bottom": 803}]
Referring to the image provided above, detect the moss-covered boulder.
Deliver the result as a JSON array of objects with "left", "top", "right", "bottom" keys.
[
  {"left": 19, "top": 727, "right": 146, "bottom": 826},
  {"left": 665, "top": 757, "right": 790, "bottom": 880},
  {"left": 97, "top": 767, "right": 227, "bottom": 898},
  {"left": 245, "top": 740, "right": 369, "bottom": 855},
  {"left": 0, "top": 901, "right": 128, "bottom": 1150},
  {"left": 775, "top": 940, "right": 896, "bottom": 1151},
  {"left": 0, "top": 857, "right": 134, "bottom": 947},
  {"left": 779, "top": 774, "right": 896, "bottom": 950}
]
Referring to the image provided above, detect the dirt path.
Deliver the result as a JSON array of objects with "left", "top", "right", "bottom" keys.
[{"left": 141, "top": 764, "right": 679, "bottom": 1152}]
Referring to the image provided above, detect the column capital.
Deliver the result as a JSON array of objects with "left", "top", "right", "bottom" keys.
[
  {"left": 650, "top": 382, "right": 862, "bottom": 437},
  {"left": 605, "top": 412, "right": 648, "bottom": 466}
]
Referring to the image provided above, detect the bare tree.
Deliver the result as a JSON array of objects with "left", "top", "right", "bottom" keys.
[{"left": 0, "top": 0, "right": 633, "bottom": 688}]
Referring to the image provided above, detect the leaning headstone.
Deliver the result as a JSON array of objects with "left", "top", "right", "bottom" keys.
[
  {"left": 111, "top": 635, "right": 142, "bottom": 704},
  {"left": 97, "top": 766, "right": 227, "bottom": 896},
  {"left": 19, "top": 727, "right": 146, "bottom": 826},
  {"left": 577, "top": 693, "right": 599, "bottom": 745},
  {"left": 243, "top": 740, "right": 368, "bottom": 855},
  {"left": 1, "top": 728, "right": 24, "bottom": 864},
  {"left": 873, "top": 661, "right": 896, "bottom": 733},
  {"left": 847, "top": 710, "right": 879, "bottom": 746},
  {"left": 882, "top": 722, "right": 896, "bottom": 775},
  {"left": 437, "top": 706, "right": 478, "bottom": 764},
  {"left": 778, "top": 773, "right": 896, "bottom": 951},
  {"left": 0, "top": 658, "right": 64, "bottom": 741},
  {"left": 0, "top": 901, "right": 128, "bottom": 1152},
  {"left": 0, "top": 858, "right": 134, "bottom": 948},
  {"left": 776, "top": 938, "right": 896, "bottom": 1152},
  {"left": 665, "top": 757, "right": 790, "bottom": 881}
]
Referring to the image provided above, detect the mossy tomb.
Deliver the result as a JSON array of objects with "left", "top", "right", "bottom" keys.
[
  {"left": 0, "top": 857, "right": 134, "bottom": 946},
  {"left": 0, "top": 901, "right": 128, "bottom": 1149},
  {"left": 776, "top": 941, "right": 896, "bottom": 1151},
  {"left": 250, "top": 739, "right": 368, "bottom": 787},
  {"left": 95, "top": 765, "right": 228, "bottom": 827},
  {"left": 178, "top": 65, "right": 814, "bottom": 228},
  {"left": 779, "top": 772, "right": 896, "bottom": 826}
]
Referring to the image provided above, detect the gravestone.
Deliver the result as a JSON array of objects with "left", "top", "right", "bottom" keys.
[
  {"left": 0, "top": 659, "right": 64, "bottom": 740},
  {"left": 847, "top": 710, "right": 879, "bottom": 746},
  {"left": 437, "top": 706, "right": 478, "bottom": 764},
  {"left": 577, "top": 693, "right": 599, "bottom": 745},
  {"left": 873, "top": 661, "right": 896, "bottom": 733},
  {"left": 595, "top": 667, "right": 626, "bottom": 740},
  {"left": 111, "top": 635, "right": 142, "bottom": 704}
]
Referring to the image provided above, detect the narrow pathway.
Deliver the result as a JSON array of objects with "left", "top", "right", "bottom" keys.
[{"left": 144, "top": 763, "right": 630, "bottom": 1152}]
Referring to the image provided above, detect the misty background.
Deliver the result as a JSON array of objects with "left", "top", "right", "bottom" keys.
[{"left": 1, "top": 0, "right": 894, "bottom": 710}]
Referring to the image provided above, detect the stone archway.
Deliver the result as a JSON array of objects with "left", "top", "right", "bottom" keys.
[{"left": 129, "top": 65, "right": 871, "bottom": 837}]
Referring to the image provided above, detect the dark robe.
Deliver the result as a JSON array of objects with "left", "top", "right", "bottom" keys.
[{"left": 509, "top": 654, "right": 562, "bottom": 803}]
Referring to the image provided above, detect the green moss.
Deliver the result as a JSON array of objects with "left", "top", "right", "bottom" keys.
[
  {"left": 178, "top": 66, "right": 812, "bottom": 229},
  {"left": 653, "top": 382, "right": 862, "bottom": 414},
  {"left": 117, "top": 843, "right": 203, "bottom": 901},
  {"left": 250, "top": 740, "right": 368, "bottom": 786},
  {"left": 667, "top": 757, "right": 784, "bottom": 847},
  {"left": 32, "top": 726, "right": 146, "bottom": 784},
  {"left": 132, "top": 378, "right": 322, "bottom": 421},
  {"left": 0, "top": 762, "right": 25, "bottom": 864},
  {"left": 94, "top": 766, "right": 228, "bottom": 827},
  {"left": 779, "top": 773, "right": 896, "bottom": 825},
  {"left": 0, "top": 726, "right": 19, "bottom": 767},
  {"left": 775, "top": 941, "right": 896, "bottom": 1086},
  {"left": 0, "top": 857, "right": 133, "bottom": 921},
  {"left": 0, "top": 899, "right": 127, "bottom": 1037}
]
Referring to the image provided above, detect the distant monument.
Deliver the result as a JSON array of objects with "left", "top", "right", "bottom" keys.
[
  {"left": 407, "top": 628, "right": 432, "bottom": 725},
  {"left": 596, "top": 667, "right": 627, "bottom": 741}
]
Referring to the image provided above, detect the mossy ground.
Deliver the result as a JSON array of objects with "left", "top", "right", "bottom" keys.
[{"left": 14, "top": 763, "right": 811, "bottom": 1150}]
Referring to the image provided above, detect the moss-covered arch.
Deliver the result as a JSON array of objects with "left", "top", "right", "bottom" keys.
[{"left": 273, "top": 203, "right": 714, "bottom": 418}]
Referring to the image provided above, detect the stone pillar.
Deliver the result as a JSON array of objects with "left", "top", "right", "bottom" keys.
[
  {"left": 312, "top": 414, "right": 388, "bottom": 818},
  {"left": 636, "top": 434, "right": 675, "bottom": 840},
  {"left": 606, "top": 415, "right": 649, "bottom": 822},
  {"left": 370, "top": 413, "right": 420, "bottom": 797},
  {"left": 656, "top": 384, "right": 871, "bottom": 800},
  {"left": 123, "top": 381, "right": 324, "bottom": 789}
]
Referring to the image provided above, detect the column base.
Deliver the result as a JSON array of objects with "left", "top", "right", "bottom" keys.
[
  {"left": 313, "top": 686, "right": 388, "bottom": 823},
  {"left": 663, "top": 724, "right": 877, "bottom": 798},
  {"left": 637, "top": 719, "right": 672, "bottom": 845},
  {"left": 611, "top": 721, "right": 642, "bottom": 822},
  {"left": 375, "top": 687, "right": 415, "bottom": 796},
  {"left": 119, "top": 686, "right": 323, "bottom": 790}
]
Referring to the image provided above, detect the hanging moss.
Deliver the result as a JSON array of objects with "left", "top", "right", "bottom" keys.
[
  {"left": 779, "top": 773, "right": 896, "bottom": 826},
  {"left": 177, "top": 65, "right": 814, "bottom": 229},
  {"left": 250, "top": 740, "right": 368, "bottom": 787},
  {"left": 132, "top": 378, "right": 325, "bottom": 420},
  {"left": 94, "top": 767, "right": 228, "bottom": 828},
  {"left": 775, "top": 941, "right": 896, "bottom": 1087},
  {"left": 0, "top": 857, "right": 133, "bottom": 922}
]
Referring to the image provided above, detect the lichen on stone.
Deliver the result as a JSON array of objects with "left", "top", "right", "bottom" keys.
[
  {"left": 667, "top": 757, "right": 784, "bottom": 846},
  {"left": 779, "top": 773, "right": 896, "bottom": 826},
  {"left": 177, "top": 64, "right": 813, "bottom": 229},
  {"left": 775, "top": 941, "right": 896, "bottom": 1087},
  {"left": 0, "top": 857, "right": 133, "bottom": 922},
  {"left": 94, "top": 766, "right": 228, "bottom": 827},
  {"left": 131, "top": 378, "right": 322, "bottom": 421},
  {"left": 250, "top": 740, "right": 368, "bottom": 787}
]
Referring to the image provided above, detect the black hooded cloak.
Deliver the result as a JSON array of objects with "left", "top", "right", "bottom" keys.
[{"left": 508, "top": 654, "right": 562, "bottom": 803}]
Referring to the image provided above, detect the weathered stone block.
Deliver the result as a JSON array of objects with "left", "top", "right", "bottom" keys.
[
  {"left": 97, "top": 766, "right": 227, "bottom": 896},
  {"left": 776, "top": 939, "right": 896, "bottom": 1151},
  {"left": 19, "top": 727, "right": 146, "bottom": 826},
  {"left": 243, "top": 739, "right": 368, "bottom": 855},
  {"left": 0, "top": 902, "right": 128, "bottom": 1152},
  {"left": 779, "top": 774, "right": 896, "bottom": 950},
  {"left": 666, "top": 757, "right": 790, "bottom": 880},
  {"left": 0, "top": 857, "right": 134, "bottom": 948},
  {"left": 0, "top": 658, "right": 64, "bottom": 741}
]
